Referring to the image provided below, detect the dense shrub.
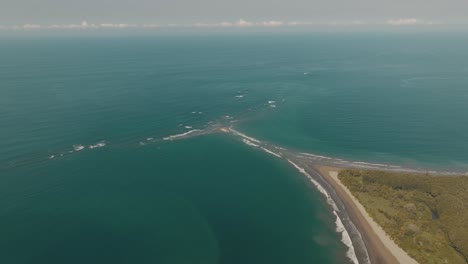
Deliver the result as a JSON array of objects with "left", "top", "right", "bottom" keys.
[{"left": 339, "top": 169, "right": 468, "bottom": 264}]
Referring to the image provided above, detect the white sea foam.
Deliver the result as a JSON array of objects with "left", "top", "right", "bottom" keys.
[
  {"left": 270, "top": 104, "right": 277, "bottom": 108},
  {"left": 229, "top": 128, "right": 261, "bottom": 143},
  {"left": 73, "top": 145, "right": 85, "bottom": 151},
  {"left": 147, "top": 137, "right": 154, "bottom": 141},
  {"left": 268, "top": 100, "right": 276, "bottom": 104},
  {"left": 89, "top": 141, "right": 106, "bottom": 149},
  {"left": 287, "top": 159, "right": 358, "bottom": 264},
  {"left": 300, "top": 152, "right": 332, "bottom": 160},
  {"left": 287, "top": 159, "right": 339, "bottom": 211},
  {"left": 49, "top": 155, "right": 55, "bottom": 159},
  {"left": 185, "top": 126, "right": 193, "bottom": 129},
  {"left": 334, "top": 211, "right": 359, "bottom": 264},
  {"left": 235, "top": 95, "right": 245, "bottom": 98},
  {"left": 163, "top": 129, "right": 202, "bottom": 140},
  {"left": 353, "top": 161, "right": 387, "bottom": 167},
  {"left": 242, "top": 139, "right": 259, "bottom": 147},
  {"left": 261, "top": 147, "right": 282, "bottom": 158}
]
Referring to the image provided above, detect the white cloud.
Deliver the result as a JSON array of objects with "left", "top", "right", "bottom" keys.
[
  {"left": 21, "top": 24, "right": 42, "bottom": 29},
  {"left": 0, "top": 19, "right": 443, "bottom": 31},
  {"left": 100, "top": 23, "right": 134, "bottom": 28},
  {"left": 191, "top": 19, "right": 287, "bottom": 28},
  {"left": 189, "top": 19, "right": 283, "bottom": 28},
  {"left": 236, "top": 19, "right": 254, "bottom": 27},
  {"left": 386, "top": 18, "right": 434, "bottom": 26},
  {"left": 259, "top": 20, "right": 284, "bottom": 27},
  {"left": 220, "top": 22, "right": 233, "bottom": 27},
  {"left": 48, "top": 21, "right": 98, "bottom": 29},
  {"left": 142, "top": 24, "right": 160, "bottom": 28},
  {"left": 288, "top": 21, "right": 314, "bottom": 26},
  {"left": 34, "top": 21, "right": 137, "bottom": 29}
]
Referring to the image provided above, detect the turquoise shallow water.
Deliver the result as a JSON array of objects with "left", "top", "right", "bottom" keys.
[{"left": 1, "top": 32, "right": 468, "bottom": 263}]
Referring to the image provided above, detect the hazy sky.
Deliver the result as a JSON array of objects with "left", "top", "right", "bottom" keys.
[{"left": 1, "top": 0, "right": 467, "bottom": 25}]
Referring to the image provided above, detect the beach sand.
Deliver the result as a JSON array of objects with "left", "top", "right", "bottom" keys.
[{"left": 317, "top": 166, "right": 418, "bottom": 264}]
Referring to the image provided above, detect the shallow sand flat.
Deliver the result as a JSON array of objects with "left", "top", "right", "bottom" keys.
[{"left": 317, "top": 167, "right": 418, "bottom": 264}]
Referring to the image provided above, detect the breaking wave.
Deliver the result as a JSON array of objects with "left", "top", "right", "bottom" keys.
[
  {"left": 229, "top": 128, "right": 261, "bottom": 143},
  {"left": 261, "top": 147, "right": 282, "bottom": 158},
  {"left": 287, "top": 159, "right": 358, "bottom": 264},
  {"left": 334, "top": 211, "right": 359, "bottom": 264},
  {"left": 242, "top": 139, "right": 259, "bottom": 147},
  {"left": 163, "top": 129, "right": 202, "bottom": 141}
]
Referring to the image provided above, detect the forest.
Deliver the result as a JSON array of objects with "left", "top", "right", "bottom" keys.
[{"left": 339, "top": 169, "right": 468, "bottom": 264}]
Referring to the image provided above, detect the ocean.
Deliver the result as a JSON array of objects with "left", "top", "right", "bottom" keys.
[{"left": 1, "top": 32, "right": 468, "bottom": 263}]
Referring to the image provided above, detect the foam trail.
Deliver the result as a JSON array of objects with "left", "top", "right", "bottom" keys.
[
  {"left": 163, "top": 129, "right": 202, "bottom": 140},
  {"left": 242, "top": 139, "right": 259, "bottom": 147},
  {"left": 261, "top": 147, "right": 282, "bottom": 158},
  {"left": 73, "top": 145, "right": 85, "bottom": 151},
  {"left": 287, "top": 160, "right": 339, "bottom": 211},
  {"left": 229, "top": 128, "right": 261, "bottom": 143},
  {"left": 300, "top": 153, "right": 332, "bottom": 159},
  {"left": 89, "top": 141, "right": 106, "bottom": 149},
  {"left": 287, "top": 159, "right": 358, "bottom": 264},
  {"left": 353, "top": 161, "right": 387, "bottom": 167},
  {"left": 334, "top": 211, "right": 359, "bottom": 264}
]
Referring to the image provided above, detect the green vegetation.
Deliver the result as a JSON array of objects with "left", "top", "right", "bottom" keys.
[{"left": 339, "top": 169, "right": 468, "bottom": 264}]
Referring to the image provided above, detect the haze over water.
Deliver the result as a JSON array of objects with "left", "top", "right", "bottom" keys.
[{"left": 1, "top": 32, "right": 468, "bottom": 263}]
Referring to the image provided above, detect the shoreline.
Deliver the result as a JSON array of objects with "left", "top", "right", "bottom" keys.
[{"left": 316, "top": 166, "right": 418, "bottom": 264}]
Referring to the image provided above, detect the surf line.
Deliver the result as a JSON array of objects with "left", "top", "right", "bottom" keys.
[{"left": 163, "top": 129, "right": 202, "bottom": 141}]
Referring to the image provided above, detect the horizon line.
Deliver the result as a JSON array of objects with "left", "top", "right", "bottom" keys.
[{"left": 0, "top": 18, "right": 453, "bottom": 31}]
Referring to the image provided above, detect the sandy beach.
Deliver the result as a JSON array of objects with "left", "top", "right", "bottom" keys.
[{"left": 316, "top": 166, "right": 418, "bottom": 264}]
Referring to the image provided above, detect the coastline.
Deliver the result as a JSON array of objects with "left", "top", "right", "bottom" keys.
[{"left": 316, "top": 166, "right": 418, "bottom": 264}]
